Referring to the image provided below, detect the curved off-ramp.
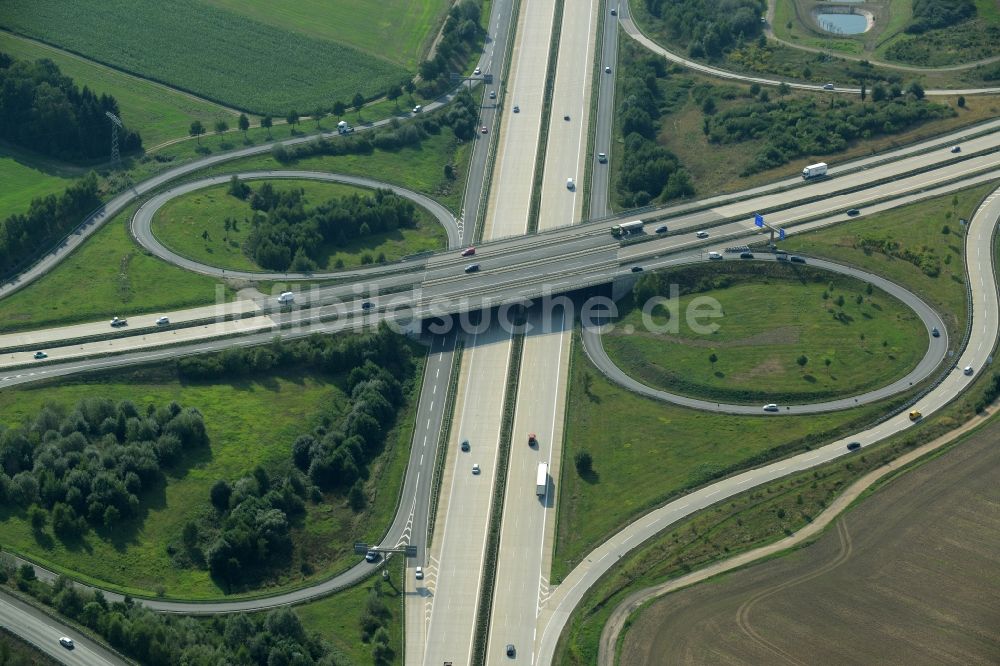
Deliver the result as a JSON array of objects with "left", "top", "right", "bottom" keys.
[
  {"left": 131, "top": 170, "right": 460, "bottom": 280},
  {"left": 582, "top": 255, "right": 949, "bottom": 415},
  {"left": 535, "top": 183, "right": 1000, "bottom": 664},
  {"left": 618, "top": 0, "right": 1000, "bottom": 97}
]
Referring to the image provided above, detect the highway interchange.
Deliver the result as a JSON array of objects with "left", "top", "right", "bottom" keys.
[{"left": 2, "top": 1, "right": 999, "bottom": 665}]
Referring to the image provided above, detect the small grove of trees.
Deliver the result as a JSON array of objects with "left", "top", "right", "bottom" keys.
[
  {"left": 906, "top": 0, "right": 975, "bottom": 34},
  {"left": 643, "top": 0, "right": 765, "bottom": 59},
  {"left": 238, "top": 182, "right": 418, "bottom": 271},
  {"left": 0, "top": 52, "right": 142, "bottom": 160},
  {"left": 0, "top": 398, "right": 208, "bottom": 535},
  {"left": 0, "top": 173, "right": 101, "bottom": 278},
  {"left": 3, "top": 569, "right": 336, "bottom": 666},
  {"left": 417, "top": 1, "right": 484, "bottom": 98}
]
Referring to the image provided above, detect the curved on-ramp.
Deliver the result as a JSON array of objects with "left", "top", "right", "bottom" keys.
[
  {"left": 535, "top": 182, "right": 1000, "bottom": 663},
  {"left": 131, "top": 170, "right": 460, "bottom": 280},
  {"left": 582, "top": 254, "right": 949, "bottom": 415}
]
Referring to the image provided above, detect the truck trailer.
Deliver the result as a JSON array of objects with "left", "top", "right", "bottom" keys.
[
  {"left": 611, "top": 220, "right": 644, "bottom": 237},
  {"left": 536, "top": 463, "right": 548, "bottom": 497},
  {"left": 801, "top": 162, "right": 828, "bottom": 179}
]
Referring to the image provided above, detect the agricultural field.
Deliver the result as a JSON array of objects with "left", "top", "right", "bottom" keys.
[
  {"left": 152, "top": 179, "right": 448, "bottom": 272},
  {"left": 604, "top": 268, "right": 925, "bottom": 403},
  {"left": 0, "top": 31, "right": 240, "bottom": 149},
  {"left": 0, "top": 0, "right": 410, "bottom": 115},
  {"left": 202, "top": 0, "right": 447, "bottom": 70},
  {"left": 552, "top": 332, "right": 899, "bottom": 580},
  {"left": 0, "top": 345, "right": 422, "bottom": 599},
  {"left": 619, "top": 416, "right": 1000, "bottom": 665}
]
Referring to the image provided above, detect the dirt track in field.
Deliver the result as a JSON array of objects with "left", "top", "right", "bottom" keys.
[{"left": 619, "top": 419, "right": 1000, "bottom": 665}]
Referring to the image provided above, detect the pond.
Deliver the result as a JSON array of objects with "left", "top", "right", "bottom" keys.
[{"left": 816, "top": 11, "right": 870, "bottom": 35}]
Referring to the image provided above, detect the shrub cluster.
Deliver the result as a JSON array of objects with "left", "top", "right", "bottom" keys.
[
  {"left": 0, "top": 398, "right": 207, "bottom": 534},
  {"left": 643, "top": 0, "right": 765, "bottom": 58},
  {"left": 856, "top": 235, "right": 942, "bottom": 277},
  {"left": 0, "top": 52, "right": 142, "bottom": 160},
  {"left": 906, "top": 0, "right": 975, "bottom": 34},
  {"left": 0, "top": 173, "right": 101, "bottom": 278},
  {"left": 703, "top": 95, "right": 954, "bottom": 176},
  {"left": 4, "top": 568, "right": 341, "bottom": 666},
  {"left": 238, "top": 182, "right": 418, "bottom": 271},
  {"left": 616, "top": 53, "right": 694, "bottom": 207}
]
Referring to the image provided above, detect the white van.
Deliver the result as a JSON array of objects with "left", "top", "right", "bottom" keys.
[
  {"left": 412, "top": 105, "right": 422, "bottom": 113},
  {"left": 278, "top": 291, "right": 295, "bottom": 304}
]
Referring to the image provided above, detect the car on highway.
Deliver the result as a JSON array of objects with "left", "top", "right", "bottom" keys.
[
  {"left": 481, "top": 125, "right": 488, "bottom": 134},
  {"left": 528, "top": 433, "right": 538, "bottom": 447},
  {"left": 461, "top": 439, "right": 470, "bottom": 452},
  {"left": 964, "top": 365, "right": 974, "bottom": 375},
  {"left": 474, "top": 67, "right": 481, "bottom": 75},
  {"left": 762, "top": 403, "right": 779, "bottom": 412},
  {"left": 489, "top": 90, "right": 496, "bottom": 99},
  {"left": 610, "top": 7, "right": 617, "bottom": 14},
  {"left": 513, "top": 104, "right": 520, "bottom": 113},
  {"left": 931, "top": 327, "right": 940, "bottom": 337},
  {"left": 465, "top": 264, "right": 480, "bottom": 273},
  {"left": 846, "top": 208, "right": 861, "bottom": 216},
  {"left": 461, "top": 247, "right": 476, "bottom": 257},
  {"left": 789, "top": 255, "right": 806, "bottom": 264},
  {"left": 909, "top": 410, "right": 922, "bottom": 421},
  {"left": 597, "top": 152, "right": 607, "bottom": 163},
  {"left": 59, "top": 637, "right": 74, "bottom": 649},
  {"left": 951, "top": 145, "right": 961, "bottom": 153},
  {"left": 740, "top": 252, "right": 754, "bottom": 259},
  {"left": 696, "top": 230, "right": 709, "bottom": 238},
  {"left": 605, "top": 66, "right": 611, "bottom": 73},
  {"left": 365, "top": 550, "right": 379, "bottom": 562},
  {"left": 631, "top": 266, "right": 644, "bottom": 272},
  {"left": 33, "top": 351, "right": 47, "bottom": 360},
  {"left": 776, "top": 253, "right": 788, "bottom": 261},
  {"left": 847, "top": 441, "right": 862, "bottom": 451},
  {"left": 110, "top": 316, "right": 128, "bottom": 327},
  {"left": 362, "top": 301, "right": 373, "bottom": 310},
  {"left": 567, "top": 178, "right": 575, "bottom": 190},
  {"left": 823, "top": 82, "right": 835, "bottom": 90},
  {"left": 415, "top": 566, "right": 423, "bottom": 579},
  {"left": 412, "top": 105, "right": 422, "bottom": 113},
  {"left": 655, "top": 225, "right": 668, "bottom": 234},
  {"left": 472, "top": 463, "right": 481, "bottom": 475},
  {"left": 506, "top": 644, "right": 516, "bottom": 657},
  {"left": 708, "top": 251, "right": 723, "bottom": 260},
  {"left": 564, "top": 114, "right": 570, "bottom": 121},
  {"left": 156, "top": 316, "right": 170, "bottom": 325}
]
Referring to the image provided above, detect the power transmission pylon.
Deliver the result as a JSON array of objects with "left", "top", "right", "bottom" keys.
[{"left": 105, "top": 111, "right": 122, "bottom": 168}]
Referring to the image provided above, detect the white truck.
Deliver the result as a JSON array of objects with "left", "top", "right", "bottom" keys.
[
  {"left": 611, "top": 220, "right": 644, "bottom": 237},
  {"left": 536, "top": 463, "right": 548, "bottom": 497},
  {"left": 801, "top": 162, "right": 828, "bottom": 179},
  {"left": 337, "top": 120, "right": 353, "bottom": 135},
  {"left": 277, "top": 291, "right": 295, "bottom": 304}
]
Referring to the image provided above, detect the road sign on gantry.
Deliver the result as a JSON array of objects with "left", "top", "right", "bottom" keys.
[{"left": 754, "top": 213, "right": 765, "bottom": 228}]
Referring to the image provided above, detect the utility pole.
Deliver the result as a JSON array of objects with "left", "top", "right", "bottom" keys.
[{"left": 105, "top": 111, "right": 123, "bottom": 168}]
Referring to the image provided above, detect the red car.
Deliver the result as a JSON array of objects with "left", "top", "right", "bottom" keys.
[
  {"left": 528, "top": 433, "right": 538, "bottom": 447},
  {"left": 461, "top": 247, "right": 476, "bottom": 257},
  {"left": 480, "top": 126, "right": 488, "bottom": 134}
]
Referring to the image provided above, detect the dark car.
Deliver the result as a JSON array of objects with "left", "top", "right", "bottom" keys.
[
  {"left": 846, "top": 208, "right": 861, "bottom": 216},
  {"left": 361, "top": 301, "right": 373, "bottom": 310},
  {"left": 655, "top": 225, "right": 668, "bottom": 234},
  {"left": 631, "top": 266, "right": 644, "bottom": 273},
  {"left": 776, "top": 253, "right": 788, "bottom": 261},
  {"left": 564, "top": 114, "right": 570, "bottom": 121},
  {"left": 847, "top": 441, "right": 862, "bottom": 451},
  {"left": 528, "top": 433, "right": 537, "bottom": 447},
  {"left": 465, "top": 264, "right": 480, "bottom": 273},
  {"left": 740, "top": 252, "right": 754, "bottom": 259},
  {"left": 931, "top": 327, "right": 940, "bottom": 338},
  {"left": 33, "top": 351, "right": 48, "bottom": 360},
  {"left": 365, "top": 550, "right": 379, "bottom": 562},
  {"left": 506, "top": 644, "right": 516, "bottom": 657},
  {"left": 461, "top": 246, "right": 476, "bottom": 257},
  {"left": 951, "top": 145, "right": 961, "bottom": 153},
  {"left": 461, "top": 440, "right": 470, "bottom": 452},
  {"left": 789, "top": 255, "right": 806, "bottom": 264}
]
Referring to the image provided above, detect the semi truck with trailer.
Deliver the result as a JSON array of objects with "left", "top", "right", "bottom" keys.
[{"left": 611, "top": 220, "right": 644, "bottom": 237}]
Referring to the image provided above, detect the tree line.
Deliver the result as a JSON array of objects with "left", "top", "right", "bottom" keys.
[
  {"left": 417, "top": 1, "right": 484, "bottom": 98},
  {"left": 616, "top": 51, "right": 694, "bottom": 207},
  {"left": 0, "top": 52, "right": 141, "bottom": 160},
  {"left": 907, "top": 0, "right": 975, "bottom": 33},
  {"left": 2, "top": 567, "right": 348, "bottom": 665},
  {"left": 234, "top": 181, "right": 417, "bottom": 271},
  {"left": 0, "top": 397, "right": 207, "bottom": 536},
  {"left": 0, "top": 173, "right": 101, "bottom": 278},
  {"left": 643, "top": 0, "right": 765, "bottom": 59}
]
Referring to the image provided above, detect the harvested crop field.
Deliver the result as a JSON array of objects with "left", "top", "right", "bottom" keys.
[{"left": 619, "top": 418, "right": 1000, "bottom": 665}]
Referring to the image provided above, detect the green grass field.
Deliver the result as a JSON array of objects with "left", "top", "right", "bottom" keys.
[
  {"left": 603, "top": 271, "right": 925, "bottom": 403},
  {"left": 553, "top": 334, "right": 896, "bottom": 581},
  {"left": 0, "top": 204, "right": 229, "bottom": 333},
  {"left": 0, "top": 151, "right": 78, "bottom": 219},
  {"left": 0, "top": 347, "right": 423, "bottom": 599},
  {"left": 783, "top": 183, "right": 993, "bottom": 340},
  {"left": 202, "top": 0, "right": 445, "bottom": 70},
  {"left": 0, "top": 31, "right": 241, "bottom": 149},
  {"left": 152, "top": 179, "right": 448, "bottom": 272},
  {"left": 0, "top": 0, "right": 409, "bottom": 115}
]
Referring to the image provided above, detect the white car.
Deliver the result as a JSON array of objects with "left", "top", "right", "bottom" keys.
[
  {"left": 59, "top": 637, "right": 74, "bottom": 649},
  {"left": 762, "top": 403, "right": 779, "bottom": 412},
  {"left": 415, "top": 566, "right": 424, "bottom": 579},
  {"left": 708, "top": 251, "right": 723, "bottom": 260},
  {"left": 474, "top": 67, "right": 481, "bottom": 75},
  {"left": 696, "top": 230, "right": 709, "bottom": 238},
  {"left": 156, "top": 316, "right": 170, "bottom": 325},
  {"left": 964, "top": 366, "right": 974, "bottom": 376},
  {"left": 110, "top": 316, "right": 128, "bottom": 327},
  {"left": 566, "top": 178, "right": 575, "bottom": 190},
  {"left": 472, "top": 463, "right": 481, "bottom": 475}
]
